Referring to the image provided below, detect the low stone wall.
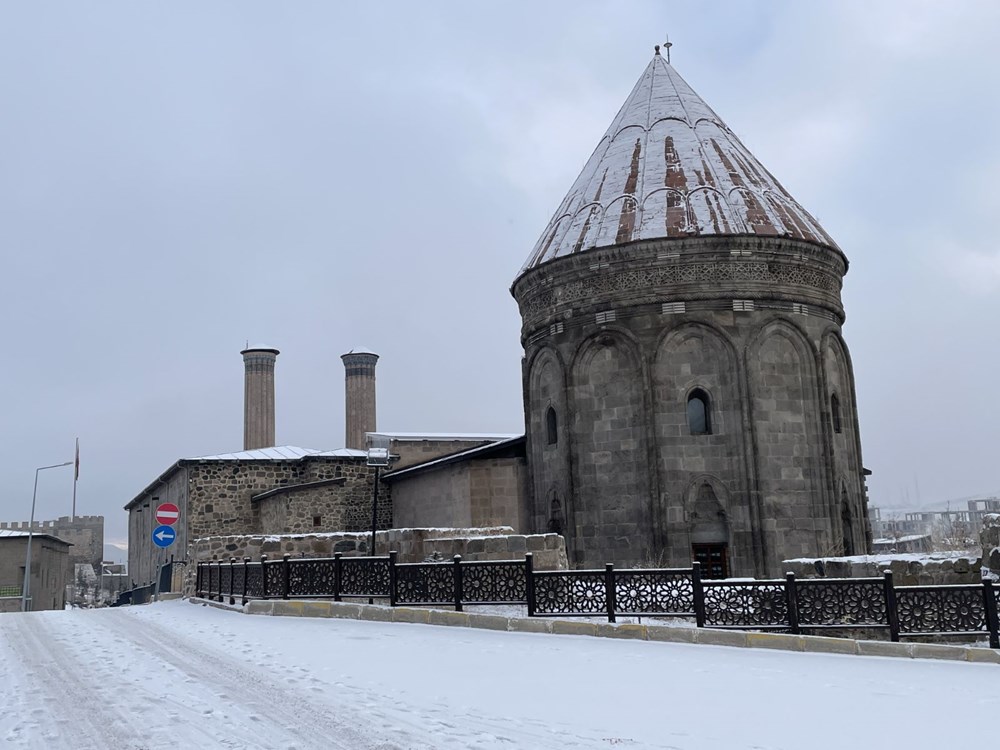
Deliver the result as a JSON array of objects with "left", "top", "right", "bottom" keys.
[
  {"left": 0, "top": 597, "right": 20, "bottom": 614},
  {"left": 783, "top": 552, "right": 982, "bottom": 585},
  {"left": 188, "top": 527, "right": 568, "bottom": 594}
]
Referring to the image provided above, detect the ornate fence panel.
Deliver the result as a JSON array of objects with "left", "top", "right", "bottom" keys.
[
  {"left": 613, "top": 568, "right": 695, "bottom": 617},
  {"left": 795, "top": 578, "right": 889, "bottom": 632},
  {"left": 208, "top": 563, "right": 220, "bottom": 599},
  {"left": 896, "top": 585, "right": 986, "bottom": 636},
  {"left": 265, "top": 560, "right": 284, "bottom": 597},
  {"left": 702, "top": 580, "right": 788, "bottom": 629},
  {"left": 395, "top": 563, "right": 454, "bottom": 605},
  {"left": 462, "top": 561, "right": 528, "bottom": 604},
  {"left": 339, "top": 556, "right": 392, "bottom": 598},
  {"left": 288, "top": 558, "right": 338, "bottom": 598},
  {"left": 533, "top": 570, "right": 607, "bottom": 617},
  {"left": 245, "top": 563, "right": 264, "bottom": 599},
  {"left": 231, "top": 564, "right": 245, "bottom": 603}
]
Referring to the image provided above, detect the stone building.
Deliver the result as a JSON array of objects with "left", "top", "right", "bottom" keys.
[
  {"left": 512, "top": 49, "right": 870, "bottom": 577},
  {"left": 125, "top": 345, "right": 518, "bottom": 585},
  {"left": 0, "top": 529, "right": 72, "bottom": 612},
  {"left": 0, "top": 515, "right": 103, "bottom": 575}
]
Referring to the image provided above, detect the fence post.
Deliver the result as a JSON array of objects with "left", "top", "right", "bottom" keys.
[
  {"left": 605, "top": 563, "right": 616, "bottom": 624},
  {"left": 692, "top": 562, "right": 706, "bottom": 628},
  {"left": 214, "top": 560, "right": 222, "bottom": 601},
  {"left": 983, "top": 578, "right": 1000, "bottom": 650},
  {"left": 260, "top": 555, "right": 269, "bottom": 599},
  {"left": 883, "top": 570, "right": 900, "bottom": 642},
  {"left": 282, "top": 554, "right": 291, "bottom": 600},
  {"left": 241, "top": 557, "right": 250, "bottom": 606},
  {"left": 195, "top": 563, "right": 201, "bottom": 597},
  {"left": 785, "top": 572, "right": 800, "bottom": 634},
  {"left": 525, "top": 553, "right": 536, "bottom": 618},
  {"left": 334, "top": 552, "right": 343, "bottom": 602},
  {"left": 388, "top": 550, "right": 398, "bottom": 607},
  {"left": 229, "top": 558, "right": 236, "bottom": 605},
  {"left": 453, "top": 555, "right": 463, "bottom": 612}
]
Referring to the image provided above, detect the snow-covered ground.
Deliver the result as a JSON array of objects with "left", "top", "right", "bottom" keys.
[{"left": 1, "top": 601, "right": 997, "bottom": 750}]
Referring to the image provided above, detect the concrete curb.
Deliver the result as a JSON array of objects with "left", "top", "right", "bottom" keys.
[{"left": 188, "top": 597, "right": 998, "bottom": 665}]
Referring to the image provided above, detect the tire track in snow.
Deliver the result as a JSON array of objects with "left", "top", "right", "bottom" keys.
[
  {"left": 3, "top": 615, "right": 154, "bottom": 749},
  {"left": 92, "top": 609, "right": 404, "bottom": 750}
]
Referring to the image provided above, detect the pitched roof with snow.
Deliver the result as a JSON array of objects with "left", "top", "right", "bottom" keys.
[{"left": 518, "top": 50, "right": 838, "bottom": 277}]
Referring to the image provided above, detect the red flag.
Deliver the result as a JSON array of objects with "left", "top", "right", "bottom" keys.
[{"left": 74, "top": 438, "right": 80, "bottom": 481}]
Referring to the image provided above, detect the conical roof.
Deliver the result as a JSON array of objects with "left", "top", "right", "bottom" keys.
[{"left": 519, "top": 51, "right": 838, "bottom": 275}]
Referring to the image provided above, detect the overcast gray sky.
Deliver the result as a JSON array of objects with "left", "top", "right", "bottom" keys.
[{"left": 2, "top": 1, "right": 998, "bottom": 548}]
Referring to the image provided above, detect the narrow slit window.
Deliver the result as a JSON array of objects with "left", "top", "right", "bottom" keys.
[
  {"left": 546, "top": 406, "right": 558, "bottom": 445},
  {"left": 687, "top": 389, "right": 712, "bottom": 435},
  {"left": 831, "top": 393, "right": 842, "bottom": 434}
]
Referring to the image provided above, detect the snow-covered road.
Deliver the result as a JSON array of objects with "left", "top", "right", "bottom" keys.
[{"left": 1, "top": 600, "right": 997, "bottom": 750}]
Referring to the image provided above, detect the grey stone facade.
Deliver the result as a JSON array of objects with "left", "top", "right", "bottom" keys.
[
  {"left": 126, "top": 455, "right": 387, "bottom": 587},
  {"left": 514, "top": 237, "right": 870, "bottom": 578},
  {"left": 0, "top": 533, "right": 71, "bottom": 612},
  {"left": 0, "top": 515, "right": 103, "bottom": 574}
]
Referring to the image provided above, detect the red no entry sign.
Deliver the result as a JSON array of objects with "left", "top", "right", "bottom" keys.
[{"left": 155, "top": 503, "right": 180, "bottom": 526}]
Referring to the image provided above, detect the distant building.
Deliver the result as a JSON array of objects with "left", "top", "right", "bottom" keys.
[{"left": 0, "top": 530, "right": 72, "bottom": 612}]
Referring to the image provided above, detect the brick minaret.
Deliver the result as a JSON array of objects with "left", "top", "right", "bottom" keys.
[
  {"left": 341, "top": 348, "right": 378, "bottom": 450},
  {"left": 241, "top": 346, "right": 279, "bottom": 450}
]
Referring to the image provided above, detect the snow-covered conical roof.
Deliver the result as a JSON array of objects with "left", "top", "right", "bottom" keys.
[{"left": 519, "top": 50, "right": 838, "bottom": 275}]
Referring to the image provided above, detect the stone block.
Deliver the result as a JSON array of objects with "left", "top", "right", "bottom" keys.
[
  {"left": 300, "top": 601, "right": 332, "bottom": 618},
  {"left": 526, "top": 536, "right": 545, "bottom": 551},
  {"left": 856, "top": 640, "right": 913, "bottom": 659},
  {"left": 246, "top": 600, "right": 274, "bottom": 616},
  {"left": 595, "top": 623, "right": 647, "bottom": 640},
  {"left": 694, "top": 628, "right": 749, "bottom": 648},
  {"left": 468, "top": 614, "right": 511, "bottom": 631},
  {"left": 551, "top": 620, "right": 598, "bottom": 637},
  {"left": 964, "top": 647, "right": 1000, "bottom": 664},
  {"left": 508, "top": 618, "right": 552, "bottom": 634},
  {"left": 358, "top": 605, "right": 393, "bottom": 622},
  {"left": 646, "top": 625, "right": 698, "bottom": 644},
  {"left": 428, "top": 610, "right": 471, "bottom": 628},
  {"left": 272, "top": 600, "right": 306, "bottom": 617},
  {"left": 327, "top": 602, "right": 363, "bottom": 619},
  {"left": 799, "top": 635, "right": 857, "bottom": 655},
  {"left": 392, "top": 607, "right": 431, "bottom": 624},
  {"left": 747, "top": 632, "right": 802, "bottom": 651},
  {"left": 910, "top": 643, "right": 968, "bottom": 661}
]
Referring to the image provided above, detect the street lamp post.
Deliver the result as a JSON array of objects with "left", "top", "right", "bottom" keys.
[
  {"left": 22, "top": 461, "right": 73, "bottom": 612},
  {"left": 365, "top": 434, "right": 391, "bottom": 556}
]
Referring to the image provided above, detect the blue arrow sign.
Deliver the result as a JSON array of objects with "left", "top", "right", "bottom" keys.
[{"left": 152, "top": 525, "right": 176, "bottom": 548}]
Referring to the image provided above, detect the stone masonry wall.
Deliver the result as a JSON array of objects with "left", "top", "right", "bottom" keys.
[
  {"left": 0, "top": 515, "right": 103, "bottom": 572},
  {"left": 389, "top": 439, "right": 496, "bottom": 471},
  {"left": 257, "top": 476, "right": 391, "bottom": 536},
  {"left": 782, "top": 553, "right": 982, "bottom": 585}
]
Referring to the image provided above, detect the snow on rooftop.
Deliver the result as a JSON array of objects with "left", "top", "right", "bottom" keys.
[
  {"left": 519, "top": 52, "right": 838, "bottom": 276},
  {"left": 374, "top": 432, "right": 519, "bottom": 442},
  {"left": 187, "top": 446, "right": 368, "bottom": 461}
]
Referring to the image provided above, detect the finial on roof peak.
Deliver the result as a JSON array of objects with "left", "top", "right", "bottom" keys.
[{"left": 654, "top": 44, "right": 660, "bottom": 56}]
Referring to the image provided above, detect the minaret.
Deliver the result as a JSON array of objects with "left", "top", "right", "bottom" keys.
[
  {"left": 341, "top": 348, "right": 379, "bottom": 450},
  {"left": 241, "top": 346, "right": 279, "bottom": 450}
]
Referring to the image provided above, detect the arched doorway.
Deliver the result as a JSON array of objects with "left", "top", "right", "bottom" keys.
[{"left": 689, "top": 482, "right": 729, "bottom": 578}]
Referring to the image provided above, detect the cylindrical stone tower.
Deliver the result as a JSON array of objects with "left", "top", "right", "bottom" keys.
[
  {"left": 241, "top": 346, "right": 279, "bottom": 450},
  {"left": 512, "top": 49, "right": 870, "bottom": 578},
  {"left": 341, "top": 348, "right": 379, "bottom": 450}
]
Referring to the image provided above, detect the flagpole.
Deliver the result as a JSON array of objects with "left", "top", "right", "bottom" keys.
[{"left": 72, "top": 438, "right": 79, "bottom": 519}]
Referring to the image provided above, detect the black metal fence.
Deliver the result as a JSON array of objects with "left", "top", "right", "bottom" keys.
[
  {"left": 112, "top": 562, "right": 177, "bottom": 607},
  {"left": 195, "top": 554, "right": 1000, "bottom": 648}
]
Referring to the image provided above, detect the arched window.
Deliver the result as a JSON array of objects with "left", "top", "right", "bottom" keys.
[
  {"left": 687, "top": 389, "right": 711, "bottom": 435},
  {"left": 545, "top": 406, "right": 558, "bottom": 445},
  {"left": 831, "top": 393, "right": 842, "bottom": 434}
]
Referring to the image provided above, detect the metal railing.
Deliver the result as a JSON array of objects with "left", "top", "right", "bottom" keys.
[{"left": 195, "top": 555, "right": 1000, "bottom": 648}]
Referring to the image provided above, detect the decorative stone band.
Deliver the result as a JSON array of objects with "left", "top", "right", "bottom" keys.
[
  {"left": 513, "top": 237, "right": 846, "bottom": 333},
  {"left": 242, "top": 352, "right": 277, "bottom": 372}
]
